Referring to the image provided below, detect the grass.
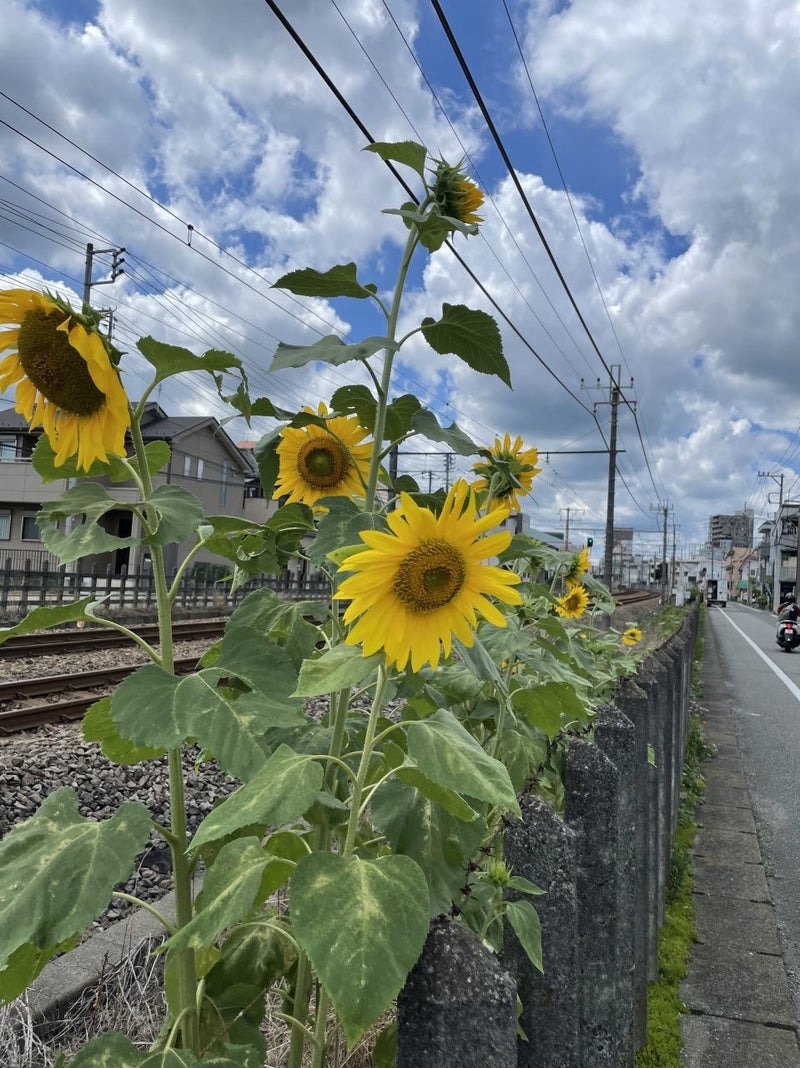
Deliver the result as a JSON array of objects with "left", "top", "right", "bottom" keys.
[{"left": 635, "top": 606, "right": 714, "bottom": 1067}]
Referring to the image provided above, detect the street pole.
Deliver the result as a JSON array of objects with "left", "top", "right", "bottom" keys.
[
  {"left": 603, "top": 372, "right": 620, "bottom": 589},
  {"left": 759, "top": 470, "right": 784, "bottom": 610}
]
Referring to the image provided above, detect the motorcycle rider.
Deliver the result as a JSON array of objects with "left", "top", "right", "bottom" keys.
[{"left": 778, "top": 594, "right": 799, "bottom": 621}]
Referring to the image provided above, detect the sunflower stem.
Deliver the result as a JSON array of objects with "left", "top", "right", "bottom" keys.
[
  {"left": 343, "top": 664, "right": 389, "bottom": 858},
  {"left": 364, "top": 226, "right": 419, "bottom": 511}
]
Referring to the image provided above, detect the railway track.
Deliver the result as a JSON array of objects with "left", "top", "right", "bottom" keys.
[
  {"left": 0, "top": 656, "right": 202, "bottom": 733},
  {"left": 0, "top": 618, "right": 226, "bottom": 659},
  {"left": 614, "top": 589, "right": 661, "bottom": 605}
]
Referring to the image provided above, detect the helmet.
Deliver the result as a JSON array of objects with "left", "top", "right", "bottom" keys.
[{"left": 786, "top": 595, "right": 796, "bottom": 604}]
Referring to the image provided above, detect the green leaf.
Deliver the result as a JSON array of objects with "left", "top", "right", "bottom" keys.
[
  {"left": 394, "top": 765, "right": 478, "bottom": 822},
  {"left": 406, "top": 709, "right": 520, "bottom": 814},
  {"left": 269, "top": 335, "right": 398, "bottom": 372},
  {"left": 273, "top": 263, "right": 377, "bottom": 299},
  {"left": 0, "top": 790, "right": 151, "bottom": 982},
  {"left": 373, "top": 1019, "right": 398, "bottom": 1068},
  {"left": 372, "top": 779, "right": 486, "bottom": 916},
  {"left": 329, "top": 384, "right": 378, "bottom": 432},
  {"left": 137, "top": 337, "right": 243, "bottom": 386},
  {"left": 82, "top": 698, "right": 166, "bottom": 765},
  {"left": 38, "top": 483, "right": 138, "bottom": 564},
  {"left": 294, "top": 643, "right": 383, "bottom": 697},
  {"left": 364, "top": 139, "right": 427, "bottom": 178},
  {"left": 180, "top": 672, "right": 272, "bottom": 781},
  {"left": 190, "top": 745, "right": 323, "bottom": 850},
  {"left": 144, "top": 484, "right": 205, "bottom": 545},
  {"left": 410, "top": 408, "right": 479, "bottom": 455},
  {"left": 0, "top": 597, "right": 98, "bottom": 646},
  {"left": 290, "top": 852, "right": 430, "bottom": 1046},
  {"left": 307, "top": 497, "right": 382, "bottom": 569},
  {"left": 507, "top": 875, "right": 545, "bottom": 896},
  {"left": 166, "top": 839, "right": 272, "bottom": 952},
  {"left": 385, "top": 393, "right": 423, "bottom": 440},
  {"left": 65, "top": 1033, "right": 263, "bottom": 1066},
  {"left": 421, "top": 304, "right": 510, "bottom": 387},
  {"left": 214, "top": 627, "right": 302, "bottom": 703},
  {"left": 505, "top": 899, "right": 543, "bottom": 972},
  {"left": 224, "top": 589, "right": 322, "bottom": 670},
  {"left": 455, "top": 634, "right": 504, "bottom": 683},
  {"left": 0, "top": 940, "right": 75, "bottom": 1002},
  {"left": 205, "top": 916, "right": 297, "bottom": 999},
  {"left": 110, "top": 665, "right": 184, "bottom": 749},
  {"left": 32, "top": 435, "right": 129, "bottom": 484},
  {"left": 253, "top": 426, "right": 281, "bottom": 499},
  {"left": 511, "top": 681, "right": 586, "bottom": 740}
]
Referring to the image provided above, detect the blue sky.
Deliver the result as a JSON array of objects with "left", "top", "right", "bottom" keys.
[{"left": 3, "top": 0, "right": 800, "bottom": 556}]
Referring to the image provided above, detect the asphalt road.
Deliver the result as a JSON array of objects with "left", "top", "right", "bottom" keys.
[{"left": 708, "top": 602, "right": 800, "bottom": 1021}]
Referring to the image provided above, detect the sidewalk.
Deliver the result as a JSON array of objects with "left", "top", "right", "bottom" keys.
[{"left": 680, "top": 615, "right": 800, "bottom": 1066}]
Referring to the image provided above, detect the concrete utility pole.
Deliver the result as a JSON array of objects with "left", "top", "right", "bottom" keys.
[
  {"left": 585, "top": 366, "right": 634, "bottom": 589},
  {"left": 82, "top": 242, "right": 126, "bottom": 313},
  {"left": 560, "top": 506, "right": 584, "bottom": 552},
  {"left": 759, "top": 470, "right": 784, "bottom": 610},
  {"left": 650, "top": 501, "right": 672, "bottom": 604}
]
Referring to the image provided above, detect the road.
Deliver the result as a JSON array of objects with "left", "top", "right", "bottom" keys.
[{"left": 708, "top": 601, "right": 800, "bottom": 1019}]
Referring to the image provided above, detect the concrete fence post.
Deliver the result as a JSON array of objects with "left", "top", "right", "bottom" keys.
[
  {"left": 504, "top": 794, "right": 581, "bottom": 1067},
  {"left": 397, "top": 917, "right": 518, "bottom": 1068}
]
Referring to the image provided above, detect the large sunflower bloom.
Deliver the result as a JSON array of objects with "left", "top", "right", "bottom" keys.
[
  {"left": 431, "top": 160, "right": 485, "bottom": 226},
  {"left": 554, "top": 584, "right": 589, "bottom": 620},
  {"left": 0, "top": 289, "right": 130, "bottom": 471},
  {"left": 621, "top": 626, "right": 643, "bottom": 647},
  {"left": 472, "top": 433, "right": 542, "bottom": 512},
  {"left": 272, "top": 402, "right": 372, "bottom": 507},
  {"left": 335, "top": 480, "right": 522, "bottom": 672}
]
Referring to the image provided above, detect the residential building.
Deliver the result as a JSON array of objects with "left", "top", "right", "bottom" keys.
[
  {"left": 708, "top": 511, "right": 754, "bottom": 549},
  {"left": 0, "top": 403, "right": 257, "bottom": 576},
  {"left": 723, "top": 546, "right": 759, "bottom": 602}
]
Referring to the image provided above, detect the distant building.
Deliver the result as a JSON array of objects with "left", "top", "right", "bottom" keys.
[{"left": 708, "top": 512, "right": 754, "bottom": 549}]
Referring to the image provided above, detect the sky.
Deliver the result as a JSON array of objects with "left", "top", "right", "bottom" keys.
[{"left": 2, "top": 0, "right": 800, "bottom": 560}]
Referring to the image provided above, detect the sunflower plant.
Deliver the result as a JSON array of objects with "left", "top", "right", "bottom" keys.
[{"left": 0, "top": 142, "right": 641, "bottom": 1068}]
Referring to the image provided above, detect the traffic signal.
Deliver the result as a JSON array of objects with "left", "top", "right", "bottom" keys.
[{"left": 587, "top": 537, "right": 594, "bottom": 547}]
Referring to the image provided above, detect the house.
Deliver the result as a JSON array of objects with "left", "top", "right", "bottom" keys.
[
  {"left": 722, "top": 546, "right": 759, "bottom": 602},
  {"left": 0, "top": 403, "right": 258, "bottom": 576}
]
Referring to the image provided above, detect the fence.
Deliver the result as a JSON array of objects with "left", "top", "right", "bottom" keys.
[
  {"left": 397, "top": 605, "right": 699, "bottom": 1067},
  {"left": 0, "top": 561, "right": 332, "bottom": 614}
]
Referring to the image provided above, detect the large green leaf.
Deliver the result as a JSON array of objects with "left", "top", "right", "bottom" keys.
[
  {"left": 0, "top": 940, "right": 75, "bottom": 1002},
  {"left": 0, "top": 597, "right": 98, "bottom": 646},
  {"left": 213, "top": 628, "right": 303, "bottom": 710},
  {"left": 110, "top": 664, "right": 184, "bottom": 749},
  {"left": 144, "top": 484, "right": 205, "bottom": 545},
  {"left": 223, "top": 589, "right": 322, "bottom": 670},
  {"left": 65, "top": 1033, "right": 262, "bottom": 1066},
  {"left": 294, "top": 643, "right": 383, "bottom": 697},
  {"left": 410, "top": 408, "right": 478, "bottom": 455},
  {"left": 273, "top": 263, "right": 377, "bottom": 299},
  {"left": 83, "top": 698, "right": 166, "bottom": 765},
  {"left": 455, "top": 633, "right": 504, "bottom": 683},
  {"left": 372, "top": 780, "right": 486, "bottom": 916},
  {"left": 137, "top": 337, "right": 243, "bottom": 386},
  {"left": 205, "top": 916, "right": 297, "bottom": 999},
  {"left": 511, "top": 681, "right": 585, "bottom": 740},
  {"left": 38, "top": 483, "right": 138, "bottom": 563},
  {"left": 307, "top": 496, "right": 382, "bottom": 569},
  {"left": 364, "top": 140, "right": 427, "bottom": 178},
  {"left": 166, "top": 839, "right": 272, "bottom": 952},
  {"left": 406, "top": 709, "right": 520, "bottom": 814},
  {"left": 421, "top": 304, "right": 510, "bottom": 387},
  {"left": 290, "top": 852, "right": 429, "bottom": 1045},
  {"left": 179, "top": 672, "right": 271, "bottom": 781},
  {"left": 269, "top": 335, "right": 398, "bottom": 372},
  {"left": 190, "top": 746, "right": 323, "bottom": 850},
  {"left": 0, "top": 790, "right": 151, "bottom": 984},
  {"left": 505, "top": 899, "right": 543, "bottom": 972}
]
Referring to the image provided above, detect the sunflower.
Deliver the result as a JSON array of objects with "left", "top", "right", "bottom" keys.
[
  {"left": 272, "top": 402, "right": 372, "bottom": 507},
  {"left": 472, "top": 433, "right": 542, "bottom": 512},
  {"left": 564, "top": 546, "right": 591, "bottom": 588},
  {"left": 554, "top": 584, "right": 589, "bottom": 620},
  {"left": 335, "top": 480, "right": 522, "bottom": 672},
  {"left": 431, "top": 159, "right": 485, "bottom": 226},
  {"left": 621, "top": 626, "right": 643, "bottom": 647},
  {"left": 0, "top": 289, "right": 130, "bottom": 471}
]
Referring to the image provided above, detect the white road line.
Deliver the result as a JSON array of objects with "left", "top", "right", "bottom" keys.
[{"left": 714, "top": 609, "right": 800, "bottom": 703}]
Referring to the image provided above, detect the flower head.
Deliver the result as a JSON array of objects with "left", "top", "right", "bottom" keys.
[
  {"left": 431, "top": 159, "right": 484, "bottom": 226},
  {"left": 335, "top": 480, "right": 522, "bottom": 672},
  {"left": 621, "top": 626, "right": 643, "bottom": 647},
  {"left": 0, "top": 289, "right": 130, "bottom": 471},
  {"left": 554, "top": 584, "right": 589, "bottom": 620},
  {"left": 564, "top": 546, "right": 591, "bottom": 588},
  {"left": 472, "top": 433, "right": 541, "bottom": 512},
  {"left": 273, "top": 402, "right": 372, "bottom": 507}
]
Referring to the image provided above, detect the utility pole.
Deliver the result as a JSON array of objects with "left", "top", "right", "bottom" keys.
[
  {"left": 650, "top": 501, "right": 672, "bottom": 604},
  {"left": 585, "top": 366, "right": 633, "bottom": 589},
  {"left": 560, "top": 506, "right": 584, "bottom": 552},
  {"left": 759, "top": 470, "right": 784, "bottom": 610},
  {"left": 82, "top": 242, "right": 125, "bottom": 313}
]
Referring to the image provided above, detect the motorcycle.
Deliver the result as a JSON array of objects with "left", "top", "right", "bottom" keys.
[{"left": 776, "top": 617, "right": 800, "bottom": 653}]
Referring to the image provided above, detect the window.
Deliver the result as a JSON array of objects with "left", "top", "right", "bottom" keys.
[
  {"left": 0, "top": 512, "right": 10, "bottom": 540},
  {"left": 183, "top": 454, "right": 193, "bottom": 477},
  {"left": 21, "top": 514, "right": 41, "bottom": 541},
  {"left": 220, "top": 461, "right": 229, "bottom": 506},
  {"left": 196, "top": 458, "right": 205, "bottom": 480},
  {"left": 0, "top": 435, "right": 17, "bottom": 462}
]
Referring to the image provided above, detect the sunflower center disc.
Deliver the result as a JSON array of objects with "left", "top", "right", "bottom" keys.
[
  {"left": 17, "top": 310, "right": 105, "bottom": 416},
  {"left": 394, "top": 539, "right": 466, "bottom": 613},
  {"left": 297, "top": 438, "right": 349, "bottom": 487}
]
